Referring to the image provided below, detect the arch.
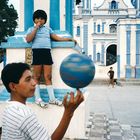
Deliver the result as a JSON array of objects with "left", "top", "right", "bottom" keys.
[
  {"left": 109, "top": 24, "right": 117, "bottom": 33},
  {"left": 106, "top": 44, "right": 117, "bottom": 66},
  {"left": 104, "top": 42, "right": 117, "bottom": 51},
  {"left": 111, "top": 0, "right": 117, "bottom": 9},
  {"left": 131, "top": 0, "right": 136, "bottom": 8}
]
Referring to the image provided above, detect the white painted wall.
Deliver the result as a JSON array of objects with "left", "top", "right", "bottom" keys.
[
  {"left": 119, "top": 25, "right": 126, "bottom": 78},
  {"left": 4, "top": 47, "right": 79, "bottom": 89},
  {"left": 117, "top": 18, "right": 140, "bottom": 78},
  {"left": 60, "top": 0, "right": 65, "bottom": 31},
  {"left": 19, "top": 0, "right": 24, "bottom": 31},
  {"left": 6, "top": 49, "right": 26, "bottom": 63},
  {"left": 94, "top": 63, "right": 117, "bottom": 79},
  {"left": 52, "top": 48, "right": 79, "bottom": 89},
  {"left": 73, "top": 0, "right": 139, "bottom": 79}
]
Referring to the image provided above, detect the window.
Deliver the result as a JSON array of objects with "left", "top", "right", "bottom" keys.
[
  {"left": 111, "top": 0, "right": 117, "bottom": 9},
  {"left": 97, "top": 52, "right": 100, "bottom": 62},
  {"left": 76, "top": 26, "right": 80, "bottom": 36},
  {"left": 89, "top": 55, "right": 92, "bottom": 59},
  {"left": 97, "top": 24, "right": 100, "bottom": 33},
  {"left": 109, "top": 24, "right": 117, "bottom": 33}
]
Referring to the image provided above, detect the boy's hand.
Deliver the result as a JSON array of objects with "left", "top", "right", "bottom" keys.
[
  {"left": 35, "top": 22, "right": 42, "bottom": 29},
  {"left": 63, "top": 90, "right": 84, "bottom": 116}
]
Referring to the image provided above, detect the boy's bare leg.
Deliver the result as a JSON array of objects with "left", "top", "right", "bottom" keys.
[
  {"left": 33, "top": 65, "right": 48, "bottom": 107},
  {"left": 44, "top": 65, "right": 62, "bottom": 105}
]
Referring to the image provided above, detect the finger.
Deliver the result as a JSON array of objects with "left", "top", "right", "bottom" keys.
[
  {"left": 69, "top": 92, "right": 74, "bottom": 102},
  {"left": 79, "top": 94, "right": 84, "bottom": 103},
  {"left": 63, "top": 94, "right": 68, "bottom": 106},
  {"left": 75, "top": 90, "right": 82, "bottom": 101},
  {"left": 76, "top": 90, "right": 84, "bottom": 105}
]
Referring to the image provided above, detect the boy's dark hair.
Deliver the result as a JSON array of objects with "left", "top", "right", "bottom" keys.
[
  {"left": 33, "top": 9, "right": 47, "bottom": 23},
  {"left": 1, "top": 62, "right": 30, "bottom": 93}
]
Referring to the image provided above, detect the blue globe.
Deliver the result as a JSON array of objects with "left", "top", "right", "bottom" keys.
[{"left": 60, "top": 53, "right": 95, "bottom": 89}]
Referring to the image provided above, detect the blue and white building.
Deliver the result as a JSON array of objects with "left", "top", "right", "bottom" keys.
[
  {"left": 73, "top": 0, "right": 140, "bottom": 79},
  {"left": 0, "top": 0, "right": 140, "bottom": 80}
]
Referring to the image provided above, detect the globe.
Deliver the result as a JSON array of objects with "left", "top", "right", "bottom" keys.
[{"left": 60, "top": 53, "right": 95, "bottom": 89}]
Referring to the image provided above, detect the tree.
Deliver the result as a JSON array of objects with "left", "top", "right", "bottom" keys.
[
  {"left": 0, "top": 0, "right": 18, "bottom": 43},
  {"left": 76, "top": 0, "right": 81, "bottom": 5}
]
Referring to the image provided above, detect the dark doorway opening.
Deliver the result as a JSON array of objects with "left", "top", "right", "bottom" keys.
[{"left": 106, "top": 44, "right": 117, "bottom": 66}]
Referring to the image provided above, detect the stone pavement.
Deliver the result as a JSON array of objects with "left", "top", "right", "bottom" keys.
[
  {"left": 85, "top": 113, "right": 136, "bottom": 140},
  {"left": 85, "top": 85, "right": 140, "bottom": 140}
]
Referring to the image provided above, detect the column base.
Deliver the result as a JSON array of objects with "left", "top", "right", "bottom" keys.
[
  {"left": 135, "top": 66, "right": 140, "bottom": 79},
  {"left": 125, "top": 65, "right": 131, "bottom": 79}
]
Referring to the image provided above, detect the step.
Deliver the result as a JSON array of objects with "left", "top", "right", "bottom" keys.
[{"left": 89, "top": 79, "right": 140, "bottom": 86}]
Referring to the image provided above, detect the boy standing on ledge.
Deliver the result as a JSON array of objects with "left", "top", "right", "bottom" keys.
[{"left": 26, "top": 9, "right": 77, "bottom": 107}]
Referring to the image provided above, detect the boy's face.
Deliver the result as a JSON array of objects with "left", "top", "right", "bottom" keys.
[
  {"left": 34, "top": 18, "right": 45, "bottom": 26},
  {"left": 12, "top": 70, "right": 36, "bottom": 99}
]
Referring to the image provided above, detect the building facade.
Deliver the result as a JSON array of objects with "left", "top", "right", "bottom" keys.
[
  {"left": 73, "top": 0, "right": 140, "bottom": 79},
  {"left": 1, "top": 0, "right": 140, "bottom": 80}
]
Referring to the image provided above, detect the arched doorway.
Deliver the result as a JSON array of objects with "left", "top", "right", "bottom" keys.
[{"left": 106, "top": 44, "right": 117, "bottom": 66}]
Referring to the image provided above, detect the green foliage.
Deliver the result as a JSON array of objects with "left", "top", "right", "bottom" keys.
[{"left": 0, "top": 0, "right": 18, "bottom": 43}]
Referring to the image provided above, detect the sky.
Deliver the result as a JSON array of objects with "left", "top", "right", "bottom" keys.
[{"left": 9, "top": 0, "right": 133, "bottom": 12}]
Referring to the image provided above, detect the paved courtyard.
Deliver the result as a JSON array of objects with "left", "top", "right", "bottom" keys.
[{"left": 85, "top": 84, "right": 140, "bottom": 139}]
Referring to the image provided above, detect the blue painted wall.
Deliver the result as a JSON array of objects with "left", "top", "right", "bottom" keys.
[
  {"left": 24, "top": 0, "right": 34, "bottom": 31},
  {"left": 125, "top": 26, "right": 131, "bottom": 78},
  {"left": 50, "top": 0, "right": 60, "bottom": 30},
  {"left": 135, "top": 24, "right": 140, "bottom": 78},
  {"left": 126, "top": 30, "right": 131, "bottom": 65},
  {"left": 136, "top": 25, "right": 140, "bottom": 66},
  {"left": 83, "top": 23, "right": 88, "bottom": 55},
  {"left": 66, "top": 0, "right": 73, "bottom": 35}
]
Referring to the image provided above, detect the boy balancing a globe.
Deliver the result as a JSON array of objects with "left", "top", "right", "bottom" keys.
[{"left": 1, "top": 62, "right": 84, "bottom": 140}]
